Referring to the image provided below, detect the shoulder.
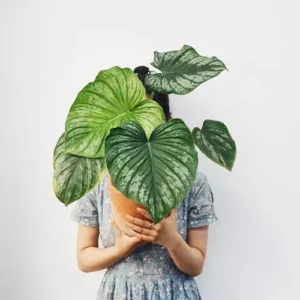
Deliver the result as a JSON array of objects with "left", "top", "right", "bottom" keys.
[
  {"left": 99, "top": 170, "right": 109, "bottom": 187},
  {"left": 189, "top": 168, "right": 213, "bottom": 198},
  {"left": 84, "top": 171, "right": 109, "bottom": 203},
  {"left": 193, "top": 168, "right": 209, "bottom": 189},
  {"left": 195, "top": 169, "right": 208, "bottom": 182},
  {"left": 96, "top": 170, "right": 109, "bottom": 193}
]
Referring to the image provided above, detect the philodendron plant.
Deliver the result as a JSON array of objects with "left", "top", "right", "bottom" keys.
[{"left": 53, "top": 45, "right": 236, "bottom": 224}]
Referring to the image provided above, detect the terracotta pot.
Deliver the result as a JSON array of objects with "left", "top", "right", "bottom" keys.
[{"left": 108, "top": 176, "right": 152, "bottom": 237}]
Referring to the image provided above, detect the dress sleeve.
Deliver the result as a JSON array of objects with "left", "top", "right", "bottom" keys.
[
  {"left": 69, "top": 185, "right": 99, "bottom": 227},
  {"left": 187, "top": 171, "right": 218, "bottom": 228}
]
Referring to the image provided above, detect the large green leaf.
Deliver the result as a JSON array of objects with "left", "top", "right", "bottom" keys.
[
  {"left": 105, "top": 118, "right": 198, "bottom": 223},
  {"left": 145, "top": 45, "right": 227, "bottom": 95},
  {"left": 53, "top": 132, "right": 106, "bottom": 205},
  {"left": 65, "top": 66, "right": 165, "bottom": 158},
  {"left": 192, "top": 120, "right": 236, "bottom": 171}
]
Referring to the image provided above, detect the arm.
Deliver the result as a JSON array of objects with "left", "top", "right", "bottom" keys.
[
  {"left": 76, "top": 224, "right": 122, "bottom": 273},
  {"left": 70, "top": 184, "right": 125, "bottom": 273},
  {"left": 167, "top": 226, "right": 209, "bottom": 277},
  {"left": 125, "top": 208, "right": 209, "bottom": 277},
  {"left": 168, "top": 172, "right": 217, "bottom": 277},
  {"left": 76, "top": 215, "right": 146, "bottom": 273},
  {"left": 125, "top": 171, "right": 216, "bottom": 277}
]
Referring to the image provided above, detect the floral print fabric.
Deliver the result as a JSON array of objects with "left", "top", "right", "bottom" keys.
[{"left": 70, "top": 169, "right": 218, "bottom": 299}]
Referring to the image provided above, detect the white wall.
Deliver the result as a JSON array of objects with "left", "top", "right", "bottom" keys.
[{"left": 1, "top": 0, "right": 299, "bottom": 299}]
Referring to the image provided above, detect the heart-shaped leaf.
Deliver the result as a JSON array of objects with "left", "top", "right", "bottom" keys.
[
  {"left": 192, "top": 120, "right": 236, "bottom": 171},
  {"left": 53, "top": 133, "right": 106, "bottom": 205},
  {"left": 145, "top": 45, "right": 227, "bottom": 95},
  {"left": 65, "top": 66, "right": 165, "bottom": 158},
  {"left": 105, "top": 118, "right": 198, "bottom": 224}
]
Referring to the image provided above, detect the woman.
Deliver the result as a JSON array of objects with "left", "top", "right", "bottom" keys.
[{"left": 70, "top": 66, "right": 218, "bottom": 300}]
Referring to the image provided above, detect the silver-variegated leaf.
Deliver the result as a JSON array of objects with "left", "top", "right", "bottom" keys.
[
  {"left": 145, "top": 45, "right": 227, "bottom": 95},
  {"left": 192, "top": 120, "right": 236, "bottom": 171},
  {"left": 53, "top": 133, "right": 106, "bottom": 205},
  {"left": 65, "top": 66, "right": 165, "bottom": 158},
  {"left": 105, "top": 118, "right": 198, "bottom": 224}
]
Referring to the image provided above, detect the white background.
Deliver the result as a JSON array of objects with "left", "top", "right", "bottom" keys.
[{"left": 1, "top": 0, "right": 300, "bottom": 299}]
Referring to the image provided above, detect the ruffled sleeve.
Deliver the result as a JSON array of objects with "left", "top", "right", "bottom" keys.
[
  {"left": 70, "top": 185, "right": 99, "bottom": 227},
  {"left": 187, "top": 171, "right": 218, "bottom": 228}
]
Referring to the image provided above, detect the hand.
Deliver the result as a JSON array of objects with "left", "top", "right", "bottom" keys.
[
  {"left": 125, "top": 208, "right": 181, "bottom": 250},
  {"left": 110, "top": 213, "right": 145, "bottom": 259}
]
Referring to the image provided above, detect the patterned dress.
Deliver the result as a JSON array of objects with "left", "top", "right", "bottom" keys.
[{"left": 70, "top": 169, "right": 218, "bottom": 300}]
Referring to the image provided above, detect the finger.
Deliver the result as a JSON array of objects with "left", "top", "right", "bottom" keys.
[
  {"left": 125, "top": 214, "right": 152, "bottom": 229},
  {"left": 164, "top": 211, "right": 171, "bottom": 219},
  {"left": 170, "top": 208, "right": 177, "bottom": 215},
  {"left": 125, "top": 221, "right": 156, "bottom": 237},
  {"left": 136, "top": 207, "right": 153, "bottom": 221},
  {"left": 130, "top": 230, "right": 155, "bottom": 243}
]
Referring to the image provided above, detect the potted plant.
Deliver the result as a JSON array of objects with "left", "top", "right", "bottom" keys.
[{"left": 53, "top": 45, "right": 236, "bottom": 234}]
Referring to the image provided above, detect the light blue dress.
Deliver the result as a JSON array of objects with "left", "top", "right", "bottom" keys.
[{"left": 70, "top": 169, "right": 217, "bottom": 300}]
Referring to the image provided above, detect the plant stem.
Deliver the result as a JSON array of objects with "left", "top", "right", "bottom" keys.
[{"left": 150, "top": 91, "right": 155, "bottom": 100}]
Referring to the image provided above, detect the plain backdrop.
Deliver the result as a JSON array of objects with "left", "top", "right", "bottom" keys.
[{"left": 1, "top": 0, "right": 300, "bottom": 299}]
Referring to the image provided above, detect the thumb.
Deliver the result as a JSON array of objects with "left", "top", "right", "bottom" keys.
[
  {"left": 170, "top": 208, "right": 177, "bottom": 216},
  {"left": 110, "top": 213, "right": 121, "bottom": 237}
]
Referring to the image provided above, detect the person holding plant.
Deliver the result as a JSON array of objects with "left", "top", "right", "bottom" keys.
[
  {"left": 69, "top": 66, "right": 218, "bottom": 299},
  {"left": 54, "top": 45, "right": 235, "bottom": 298}
]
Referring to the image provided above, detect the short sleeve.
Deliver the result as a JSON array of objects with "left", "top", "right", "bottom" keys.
[
  {"left": 69, "top": 185, "right": 99, "bottom": 227},
  {"left": 187, "top": 171, "right": 218, "bottom": 228}
]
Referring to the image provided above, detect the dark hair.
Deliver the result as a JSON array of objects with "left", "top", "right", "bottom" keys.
[{"left": 134, "top": 66, "right": 172, "bottom": 121}]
